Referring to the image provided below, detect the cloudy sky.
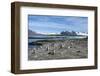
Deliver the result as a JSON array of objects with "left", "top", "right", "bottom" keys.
[{"left": 28, "top": 15, "right": 88, "bottom": 34}]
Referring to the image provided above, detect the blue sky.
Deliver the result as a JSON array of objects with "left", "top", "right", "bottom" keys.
[{"left": 28, "top": 15, "right": 88, "bottom": 34}]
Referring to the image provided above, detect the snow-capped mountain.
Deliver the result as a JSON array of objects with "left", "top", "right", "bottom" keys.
[
  {"left": 76, "top": 32, "right": 88, "bottom": 36},
  {"left": 39, "top": 32, "right": 88, "bottom": 36},
  {"left": 28, "top": 29, "right": 88, "bottom": 36},
  {"left": 38, "top": 32, "right": 60, "bottom": 35}
]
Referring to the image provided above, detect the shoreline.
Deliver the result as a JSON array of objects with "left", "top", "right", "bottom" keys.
[{"left": 28, "top": 38, "right": 88, "bottom": 60}]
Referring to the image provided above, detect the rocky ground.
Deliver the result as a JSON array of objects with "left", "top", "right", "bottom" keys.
[{"left": 28, "top": 38, "right": 88, "bottom": 60}]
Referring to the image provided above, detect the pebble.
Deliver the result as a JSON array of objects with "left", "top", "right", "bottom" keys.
[
  {"left": 76, "top": 50, "right": 81, "bottom": 53},
  {"left": 34, "top": 55, "right": 38, "bottom": 58}
]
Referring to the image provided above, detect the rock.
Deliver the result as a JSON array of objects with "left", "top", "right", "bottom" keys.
[
  {"left": 40, "top": 46, "right": 43, "bottom": 48},
  {"left": 48, "top": 50, "right": 55, "bottom": 55},
  {"left": 48, "top": 52, "right": 54, "bottom": 55},
  {"left": 61, "top": 43, "right": 65, "bottom": 48},
  {"left": 76, "top": 50, "right": 81, "bottom": 53},
  {"left": 34, "top": 55, "right": 38, "bottom": 58},
  {"left": 68, "top": 46, "right": 71, "bottom": 48},
  {"left": 31, "top": 49, "right": 35, "bottom": 54}
]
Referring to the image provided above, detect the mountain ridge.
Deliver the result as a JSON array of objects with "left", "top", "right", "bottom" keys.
[{"left": 28, "top": 29, "right": 88, "bottom": 36}]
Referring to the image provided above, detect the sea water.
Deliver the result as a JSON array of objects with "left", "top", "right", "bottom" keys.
[{"left": 28, "top": 35, "right": 87, "bottom": 43}]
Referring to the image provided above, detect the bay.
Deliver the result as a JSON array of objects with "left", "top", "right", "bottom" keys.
[{"left": 28, "top": 35, "right": 87, "bottom": 43}]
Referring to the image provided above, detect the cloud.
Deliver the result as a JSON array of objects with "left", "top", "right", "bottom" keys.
[
  {"left": 28, "top": 15, "right": 88, "bottom": 33},
  {"left": 29, "top": 21, "right": 71, "bottom": 29}
]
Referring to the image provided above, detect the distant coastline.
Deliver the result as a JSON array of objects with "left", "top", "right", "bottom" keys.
[{"left": 28, "top": 29, "right": 88, "bottom": 36}]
